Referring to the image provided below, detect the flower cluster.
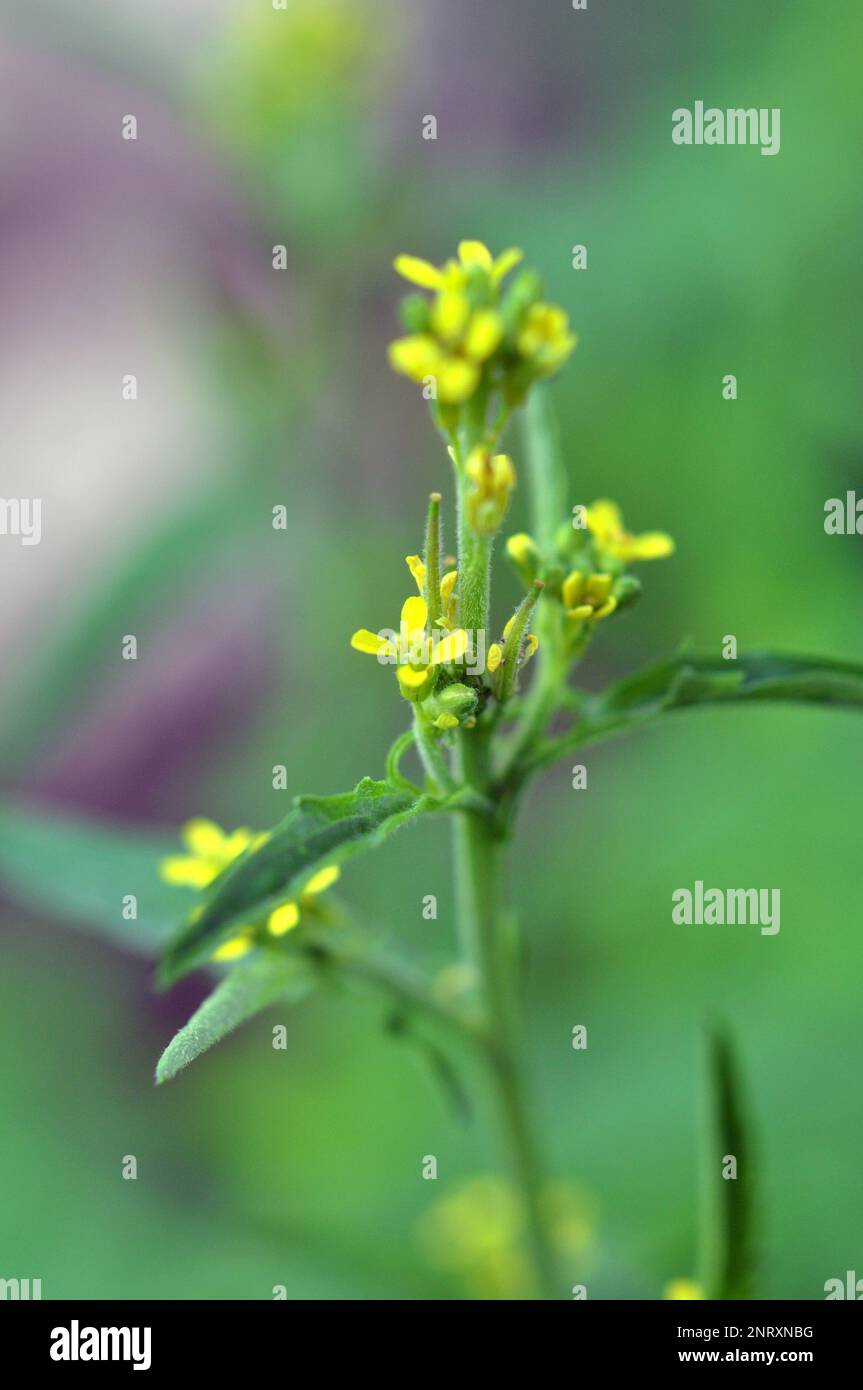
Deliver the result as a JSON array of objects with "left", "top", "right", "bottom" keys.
[
  {"left": 507, "top": 497, "right": 674, "bottom": 646},
  {"left": 351, "top": 554, "right": 470, "bottom": 706},
  {"left": 388, "top": 240, "right": 576, "bottom": 415},
  {"left": 160, "top": 819, "right": 339, "bottom": 961}
]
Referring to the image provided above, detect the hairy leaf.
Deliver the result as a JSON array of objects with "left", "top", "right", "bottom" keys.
[
  {"left": 159, "top": 778, "right": 423, "bottom": 983},
  {"left": 532, "top": 649, "right": 863, "bottom": 769},
  {"left": 156, "top": 953, "right": 315, "bottom": 1083}
]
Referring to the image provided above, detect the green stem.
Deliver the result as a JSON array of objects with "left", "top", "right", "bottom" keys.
[
  {"left": 453, "top": 727, "right": 559, "bottom": 1300},
  {"left": 413, "top": 708, "right": 456, "bottom": 796}
]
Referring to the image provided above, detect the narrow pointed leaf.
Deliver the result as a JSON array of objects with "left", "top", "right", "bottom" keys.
[
  {"left": 156, "top": 953, "right": 315, "bottom": 1083},
  {"left": 533, "top": 649, "right": 863, "bottom": 769},
  {"left": 698, "top": 1026, "right": 754, "bottom": 1300}
]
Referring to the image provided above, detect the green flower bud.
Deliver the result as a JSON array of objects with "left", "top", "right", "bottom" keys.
[{"left": 437, "top": 682, "right": 478, "bottom": 719}]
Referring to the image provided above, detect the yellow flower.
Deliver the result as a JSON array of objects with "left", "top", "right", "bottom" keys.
[
  {"left": 586, "top": 499, "right": 675, "bottom": 563},
  {"left": 160, "top": 819, "right": 257, "bottom": 889},
  {"left": 562, "top": 570, "right": 617, "bottom": 623},
  {"left": 664, "top": 1278, "right": 706, "bottom": 1300},
  {"left": 517, "top": 302, "right": 577, "bottom": 376},
  {"left": 266, "top": 863, "right": 341, "bottom": 938},
  {"left": 464, "top": 447, "right": 516, "bottom": 534},
  {"left": 394, "top": 241, "right": 523, "bottom": 292},
  {"left": 418, "top": 1175, "right": 592, "bottom": 1300},
  {"left": 505, "top": 531, "right": 540, "bottom": 585},
  {"left": 389, "top": 241, "right": 521, "bottom": 403},
  {"left": 350, "top": 557, "right": 468, "bottom": 700},
  {"left": 488, "top": 612, "right": 539, "bottom": 681},
  {"left": 160, "top": 820, "right": 339, "bottom": 962}
]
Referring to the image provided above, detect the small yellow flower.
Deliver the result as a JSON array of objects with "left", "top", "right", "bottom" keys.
[
  {"left": 389, "top": 241, "right": 521, "bottom": 404},
  {"left": 505, "top": 531, "right": 540, "bottom": 586},
  {"left": 465, "top": 447, "right": 516, "bottom": 534},
  {"left": 394, "top": 241, "right": 523, "bottom": 292},
  {"left": 350, "top": 557, "right": 468, "bottom": 700},
  {"left": 266, "top": 862, "right": 341, "bottom": 939},
  {"left": 517, "top": 302, "right": 577, "bottom": 376},
  {"left": 160, "top": 819, "right": 257, "bottom": 889},
  {"left": 586, "top": 499, "right": 675, "bottom": 563},
  {"left": 664, "top": 1278, "right": 706, "bottom": 1300},
  {"left": 160, "top": 820, "right": 339, "bottom": 962},
  {"left": 562, "top": 571, "right": 617, "bottom": 624},
  {"left": 418, "top": 1175, "right": 593, "bottom": 1300}
]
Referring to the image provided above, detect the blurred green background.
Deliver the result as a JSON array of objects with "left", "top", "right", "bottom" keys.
[{"left": 1, "top": 0, "right": 861, "bottom": 1298}]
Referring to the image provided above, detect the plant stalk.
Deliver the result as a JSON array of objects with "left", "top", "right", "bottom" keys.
[{"left": 453, "top": 727, "right": 560, "bottom": 1299}]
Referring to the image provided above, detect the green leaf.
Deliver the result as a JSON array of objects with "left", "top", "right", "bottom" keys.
[
  {"left": 532, "top": 649, "right": 863, "bottom": 769},
  {"left": 159, "top": 778, "right": 423, "bottom": 984},
  {"left": 602, "top": 649, "right": 863, "bottom": 718},
  {"left": 698, "top": 1026, "right": 754, "bottom": 1300},
  {"left": 0, "top": 803, "right": 185, "bottom": 954},
  {"left": 156, "top": 953, "right": 315, "bottom": 1083}
]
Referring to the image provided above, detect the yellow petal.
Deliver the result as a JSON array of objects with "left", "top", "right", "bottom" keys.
[
  {"left": 388, "top": 334, "right": 440, "bottom": 382},
  {"left": 268, "top": 901, "right": 300, "bottom": 936},
  {"left": 523, "top": 634, "right": 539, "bottom": 661},
  {"left": 213, "top": 930, "right": 255, "bottom": 961},
  {"left": 159, "top": 855, "right": 218, "bottom": 889},
  {"left": 431, "top": 289, "right": 470, "bottom": 344},
  {"left": 664, "top": 1279, "right": 705, "bottom": 1301},
  {"left": 401, "top": 594, "right": 428, "bottom": 641},
  {"left": 431, "top": 628, "right": 468, "bottom": 665},
  {"left": 439, "top": 569, "right": 458, "bottom": 608},
  {"left": 463, "top": 309, "right": 504, "bottom": 362},
  {"left": 571, "top": 604, "right": 593, "bottom": 621},
  {"left": 405, "top": 554, "right": 425, "bottom": 592},
  {"left": 585, "top": 573, "right": 612, "bottom": 603},
  {"left": 491, "top": 246, "right": 524, "bottom": 283},
  {"left": 351, "top": 628, "right": 390, "bottom": 655},
  {"left": 506, "top": 533, "right": 537, "bottom": 565},
  {"left": 487, "top": 643, "right": 503, "bottom": 673},
  {"left": 586, "top": 499, "right": 624, "bottom": 544},
  {"left": 630, "top": 531, "right": 675, "bottom": 560},
  {"left": 502, "top": 614, "right": 514, "bottom": 639},
  {"left": 593, "top": 597, "right": 617, "bottom": 621},
  {"left": 436, "top": 356, "right": 480, "bottom": 404},
  {"left": 561, "top": 571, "right": 584, "bottom": 610},
  {"left": 492, "top": 453, "right": 516, "bottom": 490},
  {"left": 393, "top": 254, "right": 444, "bottom": 290},
  {"left": 181, "top": 818, "right": 226, "bottom": 857},
  {"left": 396, "top": 664, "right": 431, "bottom": 696},
  {"left": 302, "top": 863, "right": 341, "bottom": 897},
  {"left": 458, "top": 240, "right": 493, "bottom": 270}
]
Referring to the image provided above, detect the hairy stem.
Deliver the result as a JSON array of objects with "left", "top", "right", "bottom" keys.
[
  {"left": 413, "top": 708, "right": 456, "bottom": 795},
  {"left": 453, "top": 727, "right": 559, "bottom": 1299}
]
